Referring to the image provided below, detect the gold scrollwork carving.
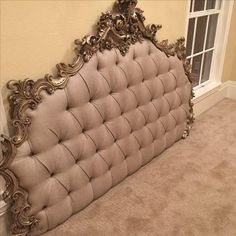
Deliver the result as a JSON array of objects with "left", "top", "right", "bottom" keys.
[
  {"left": 11, "top": 190, "right": 38, "bottom": 235},
  {"left": 0, "top": 135, "right": 38, "bottom": 235},
  {"left": 0, "top": 135, "right": 16, "bottom": 201},
  {"left": 73, "top": 0, "right": 162, "bottom": 62},
  {"left": 7, "top": 75, "right": 69, "bottom": 147}
]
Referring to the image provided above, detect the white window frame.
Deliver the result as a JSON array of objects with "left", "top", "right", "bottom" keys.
[{"left": 185, "top": 0, "right": 234, "bottom": 98}]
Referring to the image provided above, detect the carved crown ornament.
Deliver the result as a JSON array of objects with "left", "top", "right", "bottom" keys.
[{"left": 0, "top": 0, "right": 194, "bottom": 235}]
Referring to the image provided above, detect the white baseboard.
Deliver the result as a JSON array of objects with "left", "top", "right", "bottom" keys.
[
  {"left": 225, "top": 80, "right": 236, "bottom": 100},
  {"left": 193, "top": 80, "right": 236, "bottom": 117}
]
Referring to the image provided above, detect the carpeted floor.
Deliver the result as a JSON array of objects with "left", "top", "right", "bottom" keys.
[{"left": 43, "top": 98, "right": 236, "bottom": 236}]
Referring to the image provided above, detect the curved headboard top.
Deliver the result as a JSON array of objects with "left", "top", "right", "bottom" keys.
[{"left": 0, "top": 0, "right": 194, "bottom": 235}]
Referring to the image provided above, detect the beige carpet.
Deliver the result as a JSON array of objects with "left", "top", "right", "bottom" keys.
[{"left": 43, "top": 98, "right": 236, "bottom": 236}]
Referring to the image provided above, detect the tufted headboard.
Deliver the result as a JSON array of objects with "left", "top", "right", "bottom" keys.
[{"left": 0, "top": 0, "right": 194, "bottom": 235}]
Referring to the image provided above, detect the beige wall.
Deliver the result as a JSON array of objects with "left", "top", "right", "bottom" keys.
[
  {"left": 222, "top": 1, "right": 236, "bottom": 82},
  {"left": 0, "top": 0, "right": 187, "bottom": 87}
]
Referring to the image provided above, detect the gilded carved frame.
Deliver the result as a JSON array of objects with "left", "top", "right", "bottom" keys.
[{"left": 0, "top": 0, "right": 194, "bottom": 235}]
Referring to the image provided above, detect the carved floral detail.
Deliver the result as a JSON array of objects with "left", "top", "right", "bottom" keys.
[
  {"left": 0, "top": 136, "right": 38, "bottom": 235},
  {"left": 73, "top": 0, "right": 162, "bottom": 62},
  {"left": 11, "top": 190, "right": 38, "bottom": 235},
  {"left": 7, "top": 75, "right": 70, "bottom": 146},
  {"left": 0, "top": 135, "right": 16, "bottom": 201}
]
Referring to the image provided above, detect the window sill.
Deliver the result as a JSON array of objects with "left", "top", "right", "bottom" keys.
[
  {"left": 192, "top": 81, "right": 224, "bottom": 116},
  {"left": 193, "top": 81, "right": 221, "bottom": 103}
]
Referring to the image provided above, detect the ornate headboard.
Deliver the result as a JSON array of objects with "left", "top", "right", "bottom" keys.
[{"left": 0, "top": 0, "right": 194, "bottom": 235}]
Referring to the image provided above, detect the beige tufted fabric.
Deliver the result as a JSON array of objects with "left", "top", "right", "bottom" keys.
[{"left": 9, "top": 40, "right": 191, "bottom": 235}]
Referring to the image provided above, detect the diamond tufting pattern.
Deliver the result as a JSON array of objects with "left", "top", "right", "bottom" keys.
[{"left": 9, "top": 40, "right": 191, "bottom": 235}]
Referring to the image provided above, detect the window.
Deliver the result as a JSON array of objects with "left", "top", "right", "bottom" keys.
[{"left": 186, "top": 0, "right": 222, "bottom": 88}]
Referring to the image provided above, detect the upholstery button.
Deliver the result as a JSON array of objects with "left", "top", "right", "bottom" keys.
[
  {"left": 51, "top": 173, "right": 54, "bottom": 177},
  {"left": 42, "top": 205, "right": 47, "bottom": 210}
]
